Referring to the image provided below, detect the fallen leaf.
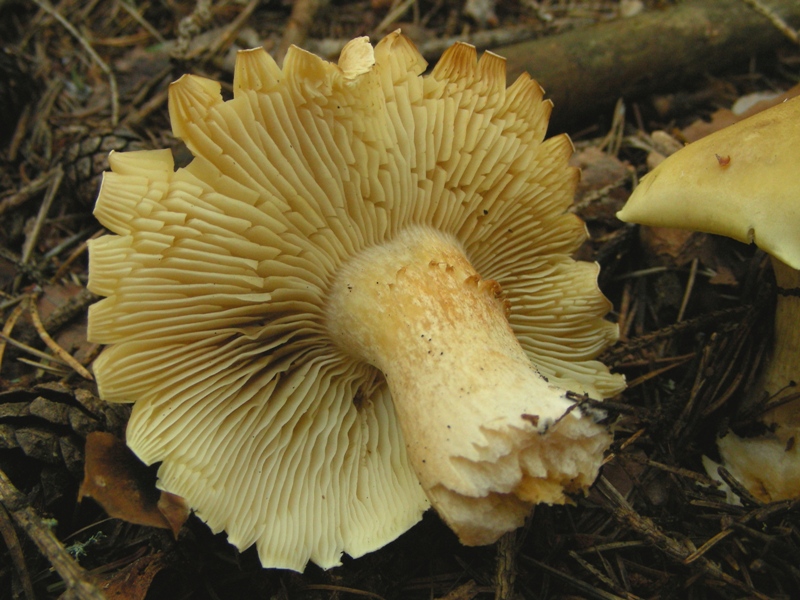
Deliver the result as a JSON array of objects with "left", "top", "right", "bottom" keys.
[
  {"left": 639, "top": 226, "right": 708, "bottom": 267},
  {"left": 96, "top": 552, "right": 172, "bottom": 600},
  {"left": 682, "top": 83, "right": 800, "bottom": 142},
  {"left": 79, "top": 432, "right": 189, "bottom": 537}
]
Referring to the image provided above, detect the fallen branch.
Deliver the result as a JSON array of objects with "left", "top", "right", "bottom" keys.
[{"left": 496, "top": 0, "right": 800, "bottom": 131}]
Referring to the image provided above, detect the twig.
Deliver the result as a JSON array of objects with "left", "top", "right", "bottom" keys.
[
  {"left": 372, "top": 0, "right": 417, "bottom": 35},
  {"left": 622, "top": 354, "right": 694, "bottom": 389},
  {"left": 0, "top": 301, "right": 27, "bottom": 372},
  {"left": 521, "top": 556, "right": 629, "bottom": 600},
  {"left": 741, "top": 0, "right": 799, "bottom": 44},
  {"left": 197, "top": 0, "right": 260, "bottom": 60},
  {"left": 301, "top": 584, "right": 387, "bottom": 599},
  {"left": 597, "top": 477, "right": 772, "bottom": 600},
  {"left": 494, "top": 530, "right": 517, "bottom": 600},
  {"left": 51, "top": 230, "right": 103, "bottom": 282},
  {"left": 568, "top": 550, "right": 642, "bottom": 600},
  {"left": 600, "top": 305, "right": 752, "bottom": 366},
  {"left": 0, "top": 503, "right": 36, "bottom": 600},
  {"left": 122, "top": 87, "right": 169, "bottom": 128},
  {"left": 0, "top": 168, "right": 56, "bottom": 217},
  {"left": 115, "top": 0, "right": 166, "bottom": 44},
  {"left": 28, "top": 296, "right": 94, "bottom": 380},
  {"left": 420, "top": 0, "right": 445, "bottom": 28},
  {"left": 14, "top": 166, "right": 62, "bottom": 292},
  {"left": 676, "top": 258, "right": 698, "bottom": 322},
  {"left": 32, "top": 0, "right": 119, "bottom": 125},
  {"left": 598, "top": 98, "right": 626, "bottom": 156},
  {"left": 8, "top": 103, "right": 31, "bottom": 162},
  {"left": 0, "top": 469, "right": 105, "bottom": 600}
]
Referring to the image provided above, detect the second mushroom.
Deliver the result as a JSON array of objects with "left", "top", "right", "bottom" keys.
[{"left": 88, "top": 33, "right": 624, "bottom": 570}]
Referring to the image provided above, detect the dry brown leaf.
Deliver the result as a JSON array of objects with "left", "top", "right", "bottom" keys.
[
  {"left": 572, "top": 146, "right": 629, "bottom": 198},
  {"left": 79, "top": 432, "right": 188, "bottom": 537},
  {"left": 95, "top": 552, "right": 171, "bottom": 600},
  {"left": 639, "top": 226, "right": 709, "bottom": 267},
  {"left": 157, "top": 491, "right": 191, "bottom": 539},
  {"left": 682, "top": 83, "right": 800, "bottom": 142}
]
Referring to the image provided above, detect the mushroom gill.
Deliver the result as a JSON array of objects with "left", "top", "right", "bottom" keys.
[{"left": 88, "top": 33, "right": 624, "bottom": 571}]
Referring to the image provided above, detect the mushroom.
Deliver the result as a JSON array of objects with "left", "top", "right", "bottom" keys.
[
  {"left": 88, "top": 33, "right": 624, "bottom": 570},
  {"left": 617, "top": 96, "right": 800, "bottom": 502}
]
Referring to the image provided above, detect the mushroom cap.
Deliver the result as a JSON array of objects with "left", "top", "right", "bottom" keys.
[
  {"left": 705, "top": 433, "right": 800, "bottom": 503},
  {"left": 88, "top": 33, "right": 623, "bottom": 571},
  {"left": 617, "top": 96, "right": 800, "bottom": 269}
]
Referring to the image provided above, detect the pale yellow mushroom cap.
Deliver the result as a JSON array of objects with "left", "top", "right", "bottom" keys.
[
  {"left": 617, "top": 96, "right": 800, "bottom": 269},
  {"left": 88, "top": 33, "right": 623, "bottom": 571}
]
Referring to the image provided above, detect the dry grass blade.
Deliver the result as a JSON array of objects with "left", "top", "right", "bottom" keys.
[
  {"left": 16, "top": 357, "right": 70, "bottom": 375},
  {"left": 0, "top": 331, "right": 71, "bottom": 367}
]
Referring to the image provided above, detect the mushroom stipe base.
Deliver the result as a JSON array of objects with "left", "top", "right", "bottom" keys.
[{"left": 326, "top": 225, "right": 611, "bottom": 545}]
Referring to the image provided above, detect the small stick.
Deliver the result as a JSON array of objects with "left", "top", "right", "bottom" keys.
[
  {"left": 597, "top": 477, "right": 771, "bottom": 600},
  {"left": 51, "top": 230, "right": 103, "bottom": 282},
  {"left": 0, "top": 301, "right": 27, "bottom": 371},
  {"left": 372, "top": 0, "right": 417, "bottom": 35},
  {"left": 116, "top": 0, "right": 166, "bottom": 44},
  {"left": 28, "top": 296, "right": 94, "bottom": 380},
  {"left": 676, "top": 257, "right": 699, "bottom": 322},
  {"left": 15, "top": 166, "right": 63, "bottom": 293},
  {"left": 0, "top": 168, "right": 55, "bottom": 217},
  {"left": 741, "top": 0, "right": 799, "bottom": 44},
  {"left": 0, "top": 503, "right": 36, "bottom": 600},
  {"left": 199, "top": 0, "right": 260, "bottom": 60},
  {"left": 8, "top": 103, "right": 31, "bottom": 163},
  {"left": 494, "top": 530, "right": 517, "bottom": 600},
  {"left": 41, "top": 287, "right": 99, "bottom": 339}
]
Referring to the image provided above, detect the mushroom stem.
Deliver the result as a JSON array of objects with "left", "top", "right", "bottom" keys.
[
  {"left": 710, "top": 258, "right": 800, "bottom": 504},
  {"left": 326, "top": 226, "right": 610, "bottom": 545},
  {"left": 758, "top": 258, "right": 800, "bottom": 429}
]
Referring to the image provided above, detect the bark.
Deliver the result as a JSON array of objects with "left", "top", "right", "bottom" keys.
[{"left": 497, "top": 0, "right": 800, "bottom": 132}]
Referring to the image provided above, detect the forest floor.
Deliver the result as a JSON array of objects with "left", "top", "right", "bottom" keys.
[{"left": 1, "top": 1, "right": 800, "bottom": 599}]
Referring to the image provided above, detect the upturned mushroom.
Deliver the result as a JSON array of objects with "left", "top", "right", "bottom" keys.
[
  {"left": 88, "top": 33, "right": 624, "bottom": 570},
  {"left": 617, "top": 96, "right": 800, "bottom": 502}
]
